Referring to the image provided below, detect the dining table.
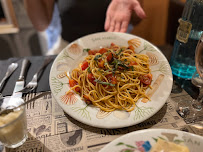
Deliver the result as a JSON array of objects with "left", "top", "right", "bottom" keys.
[{"left": 0, "top": 45, "right": 203, "bottom": 152}]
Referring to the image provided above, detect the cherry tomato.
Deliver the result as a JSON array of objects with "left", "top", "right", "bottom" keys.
[
  {"left": 99, "top": 48, "right": 107, "bottom": 54},
  {"left": 88, "top": 50, "right": 98, "bottom": 55},
  {"left": 106, "top": 74, "right": 117, "bottom": 84},
  {"left": 111, "top": 76, "right": 117, "bottom": 84},
  {"left": 88, "top": 73, "right": 96, "bottom": 85},
  {"left": 129, "top": 61, "right": 137, "bottom": 66},
  {"left": 98, "top": 59, "right": 105, "bottom": 68},
  {"left": 110, "top": 43, "right": 119, "bottom": 51},
  {"left": 83, "top": 95, "right": 91, "bottom": 104},
  {"left": 107, "top": 53, "right": 113, "bottom": 62},
  {"left": 75, "top": 87, "right": 80, "bottom": 92},
  {"left": 128, "top": 45, "right": 135, "bottom": 51},
  {"left": 69, "top": 79, "right": 80, "bottom": 92},
  {"left": 105, "top": 74, "right": 112, "bottom": 80},
  {"left": 83, "top": 95, "right": 90, "bottom": 100},
  {"left": 111, "top": 43, "right": 115, "bottom": 46},
  {"left": 81, "top": 60, "right": 88, "bottom": 70},
  {"left": 139, "top": 73, "right": 152, "bottom": 85},
  {"left": 69, "top": 79, "right": 77, "bottom": 87}
]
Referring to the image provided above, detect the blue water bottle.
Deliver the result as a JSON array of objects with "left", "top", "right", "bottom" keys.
[{"left": 170, "top": 0, "right": 203, "bottom": 79}]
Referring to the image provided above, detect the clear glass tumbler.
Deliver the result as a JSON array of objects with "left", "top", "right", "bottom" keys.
[{"left": 0, "top": 97, "right": 27, "bottom": 148}]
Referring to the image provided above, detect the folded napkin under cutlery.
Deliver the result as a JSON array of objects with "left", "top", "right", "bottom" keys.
[{"left": 16, "top": 57, "right": 53, "bottom": 94}]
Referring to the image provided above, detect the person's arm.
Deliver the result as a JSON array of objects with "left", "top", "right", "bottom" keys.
[
  {"left": 105, "top": 0, "right": 146, "bottom": 32},
  {"left": 23, "top": 0, "right": 55, "bottom": 31}
]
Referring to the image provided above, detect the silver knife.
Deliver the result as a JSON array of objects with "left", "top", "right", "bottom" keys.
[
  {"left": 12, "top": 59, "right": 30, "bottom": 97},
  {"left": 0, "top": 63, "right": 18, "bottom": 98}
]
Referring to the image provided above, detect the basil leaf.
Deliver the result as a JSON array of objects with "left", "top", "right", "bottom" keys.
[
  {"left": 112, "top": 58, "right": 129, "bottom": 70},
  {"left": 105, "top": 69, "right": 111, "bottom": 72},
  {"left": 94, "top": 55, "right": 102, "bottom": 61},
  {"left": 83, "top": 48, "right": 90, "bottom": 52},
  {"left": 94, "top": 79, "right": 115, "bottom": 86},
  {"left": 111, "top": 58, "right": 118, "bottom": 70},
  {"left": 129, "top": 66, "right": 134, "bottom": 71},
  {"left": 116, "top": 142, "right": 124, "bottom": 146},
  {"left": 87, "top": 67, "right": 91, "bottom": 73},
  {"left": 118, "top": 63, "right": 129, "bottom": 69},
  {"left": 117, "top": 48, "right": 124, "bottom": 56}
]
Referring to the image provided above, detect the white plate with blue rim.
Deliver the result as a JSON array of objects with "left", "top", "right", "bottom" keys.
[{"left": 49, "top": 32, "right": 173, "bottom": 128}]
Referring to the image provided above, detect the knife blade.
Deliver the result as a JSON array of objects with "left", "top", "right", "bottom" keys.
[{"left": 12, "top": 59, "right": 30, "bottom": 97}]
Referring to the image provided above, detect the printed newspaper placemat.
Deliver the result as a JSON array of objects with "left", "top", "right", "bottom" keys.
[{"left": 3, "top": 88, "right": 203, "bottom": 152}]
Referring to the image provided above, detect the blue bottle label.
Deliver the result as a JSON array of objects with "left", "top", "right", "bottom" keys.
[{"left": 176, "top": 18, "right": 192, "bottom": 43}]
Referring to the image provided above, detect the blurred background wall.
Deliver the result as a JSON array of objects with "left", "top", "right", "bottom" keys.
[
  {"left": 0, "top": 0, "right": 186, "bottom": 60},
  {"left": 132, "top": 0, "right": 185, "bottom": 46},
  {"left": 0, "top": 0, "right": 41, "bottom": 60}
]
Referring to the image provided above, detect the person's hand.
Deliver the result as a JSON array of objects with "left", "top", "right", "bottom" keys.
[{"left": 105, "top": 0, "right": 146, "bottom": 32}]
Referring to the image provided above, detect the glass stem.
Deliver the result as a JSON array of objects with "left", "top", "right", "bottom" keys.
[{"left": 192, "top": 87, "right": 203, "bottom": 111}]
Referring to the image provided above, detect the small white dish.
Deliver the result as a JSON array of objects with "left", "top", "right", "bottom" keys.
[{"left": 99, "top": 129, "right": 203, "bottom": 152}]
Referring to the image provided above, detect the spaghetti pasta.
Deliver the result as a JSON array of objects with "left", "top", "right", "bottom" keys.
[{"left": 67, "top": 43, "right": 152, "bottom": 112}]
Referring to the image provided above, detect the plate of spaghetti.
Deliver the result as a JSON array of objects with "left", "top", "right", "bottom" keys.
[{"left": 49, "top": 32, "right": 173, "bottom": 128}]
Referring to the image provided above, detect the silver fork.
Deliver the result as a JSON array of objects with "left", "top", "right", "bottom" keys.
[{"left": 17, "top": 57, "right": 53, "bottom": 94}]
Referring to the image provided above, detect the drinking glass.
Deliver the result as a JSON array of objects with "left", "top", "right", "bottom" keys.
[
  {"left": 176, "top": 34, "right": 203, "bottom": 121},
  {"left": 0, "top": 96, "right": 27, "bottom": 148},
  {"left": 191, "top": 33, "right": 203, "bottom": 111}
]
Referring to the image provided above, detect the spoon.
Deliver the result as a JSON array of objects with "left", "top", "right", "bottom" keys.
[
  {"left": 0, "top": 91, "right": 51, "bottom": 115},
  {"left": 0, "top": 63, "right": 18, "bottom": 97}
]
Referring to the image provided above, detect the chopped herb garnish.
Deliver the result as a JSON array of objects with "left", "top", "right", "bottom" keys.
[
  {"left": 83, "top": 48, "right": 90, "bottom": 52},
  {"left": 111, "top": 59, "right": 119, "bottom": 70},
  {"left": 94, "top": 79, "right": 115, "bottom": 86},
  {"left": 111, "top": 58, "right": 129, "bottom": 70},
  {"left": 117, "top": 48, "right": 124, "bottom": 56},
  {"left": 87, "top": 67, "right": 91, "bottom": 73},
  {"left": 112, "top": 68, "right": 116, "bottom": 74},
  {"left": 94, "top": 54, "right": 102, "bottom": 61},
  {"left": 129, "top": 66, "right": 134, "bottom": 71},
  {"left": 118, "top": 63, "right": 129, "bottom": 69},
  {"left": 105, "top": 69, "right": 111, "bottom": 72}
]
